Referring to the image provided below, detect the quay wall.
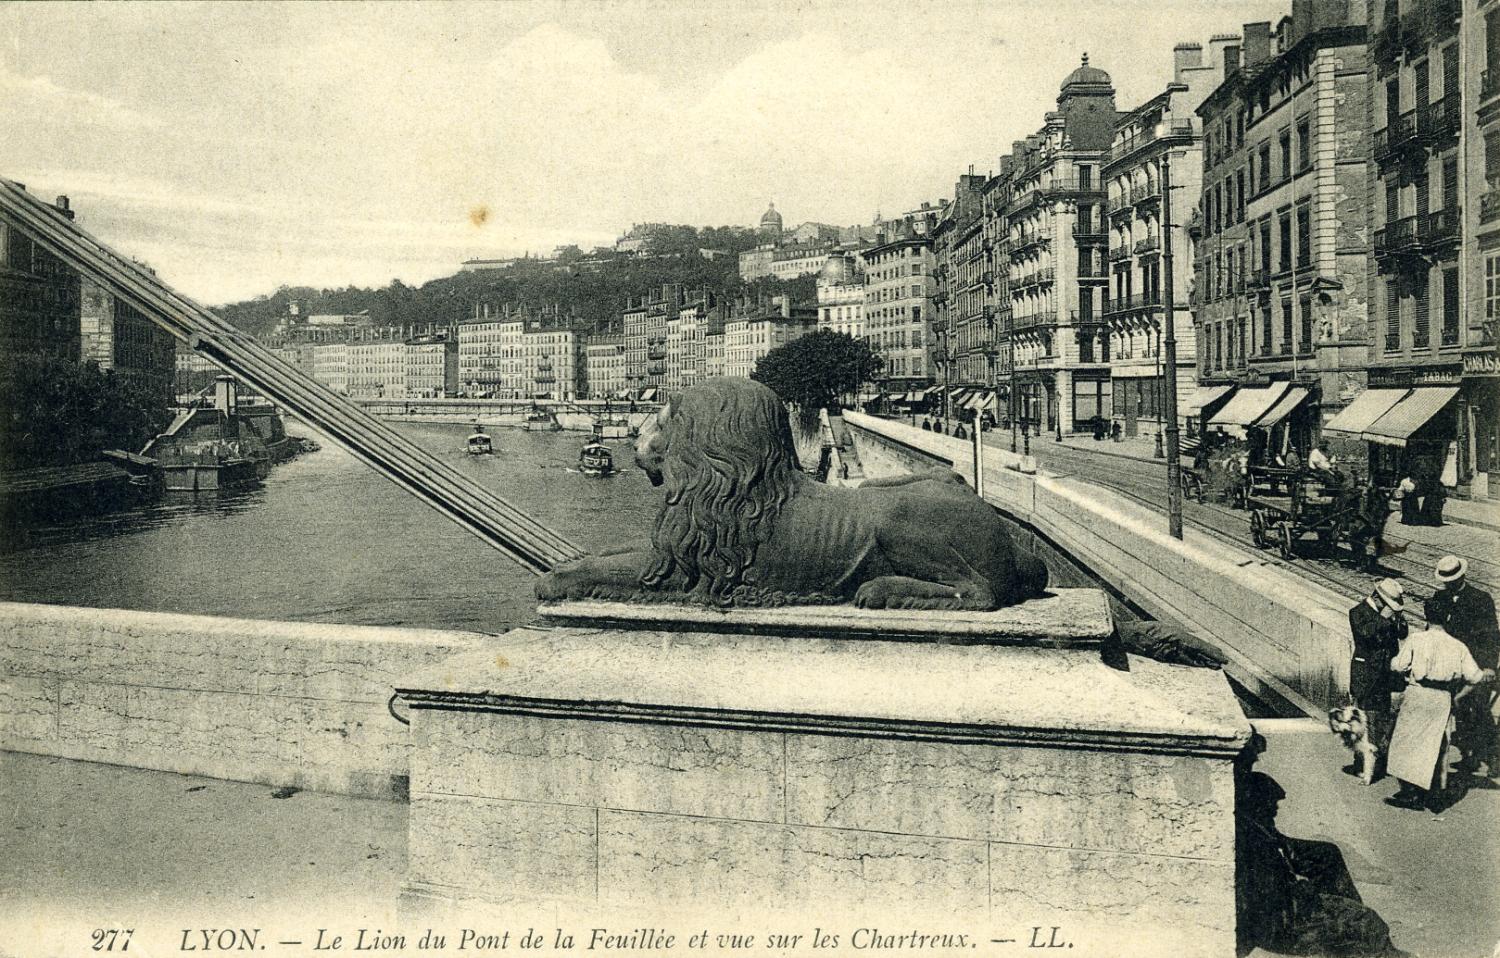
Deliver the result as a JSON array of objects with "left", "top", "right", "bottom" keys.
[
  {"left": 356, "top": 399, "right": 656, "bottom": 433},
  {"left": 842, "top": 413, "right": 1351, "bottom": 716},
  {"left": 0, "top": 602, "right": 483, "bottom": 799}
]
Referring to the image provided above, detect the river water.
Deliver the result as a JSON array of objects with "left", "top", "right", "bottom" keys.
[{"left": 0, "top": 423, "right": 661, "bottom": 633}]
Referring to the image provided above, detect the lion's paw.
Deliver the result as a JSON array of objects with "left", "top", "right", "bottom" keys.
[{"left": 854, "top": 579, "right": 892, "bottom": 609}]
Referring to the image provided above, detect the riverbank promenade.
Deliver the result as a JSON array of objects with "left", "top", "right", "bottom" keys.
[{"left": 6, "top": 723, "right": 1496, "bottom": 958}]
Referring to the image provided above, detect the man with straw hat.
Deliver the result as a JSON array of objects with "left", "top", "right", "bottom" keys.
[
  {"left": 1424, "top": 555, "right": 1499, "bottom": 775},
  {"left": 1346, "top": 579, "right": 1408, "bottom": 776},
  {"left": 1385, "top": 614, "right": 1494, "bottom": 810}
]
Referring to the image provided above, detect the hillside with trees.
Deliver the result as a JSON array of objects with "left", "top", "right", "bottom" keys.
[{"left": 215, "top": 225, "right": 816, "bottom": 338}]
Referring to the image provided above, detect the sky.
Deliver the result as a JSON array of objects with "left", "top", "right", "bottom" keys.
[{"left": 1, "top": 0, "right": 1286, "bottom": 305}]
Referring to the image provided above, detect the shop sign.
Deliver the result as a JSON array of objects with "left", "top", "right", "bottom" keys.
[
  {"left": 1367, "top": 366, "right": 1461, "bottom": 388},
  {"left": 1463, "top": 352, "right": 1500, "bottom": 378}
]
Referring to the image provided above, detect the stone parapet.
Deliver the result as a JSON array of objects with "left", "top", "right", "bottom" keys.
[{"left": 398, "top": 621, "right": 1250, "bottom": 956}]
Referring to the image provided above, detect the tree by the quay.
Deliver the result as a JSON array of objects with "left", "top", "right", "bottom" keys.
[
  {"left": 0, "top": 353, "right": 172, "bottom": 470},
  {"left": 751, "top": 330, "right": 881, "bottom": 427}
]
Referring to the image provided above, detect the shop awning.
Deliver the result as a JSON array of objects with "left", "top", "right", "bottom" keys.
[
  {"left": 1208, "top": 382, "right": 1289, "bottom": 428},
  {"left": 903, "top": 391, "right": 925, "bottom": 403},
  {"left": 1182, "top": 384, "right": 1234, "bottom": 416},
  {"left": 1252, "top": 387, "right": 1309, "bottom": 428},
  {"left": 1363, "top": 387, "right": 1459, "bottom": 447},
  {"left": 639, "top": 387, "right": 660, "bottom": 402},
  {"left": 1322, "top": 389, "right": 1410, "bottom": 437}
]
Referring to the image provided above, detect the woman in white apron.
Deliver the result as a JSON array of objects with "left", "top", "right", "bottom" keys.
[{"left": 1385, "top": 624, "right": 1493, "bottom": 810}]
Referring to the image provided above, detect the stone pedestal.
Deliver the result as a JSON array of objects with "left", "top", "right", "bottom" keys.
[{"left": 397, "top": 591, "right": 1250, "bottom": 957}]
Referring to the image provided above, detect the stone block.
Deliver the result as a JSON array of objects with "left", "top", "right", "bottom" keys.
[
  {"left": 785, "top": 735, "right": 1235, "bottom": 861},
  {"left": 0, "top": 675, "right": 58, "bottom": 747},
  {"left": 597, "top": 810, "right": 988, "bottom": 916},
  {"left": 57, "top": 680, "right": 130, "bottom": 758},
  {"left": 413, "top": 709, "right": 783, "bottom": 823},
  {"left": 408, "top": 794, "right": 596, "bottom": 904},
  {"left": 987, "top": 842, "right": 1236, "bottom": 958}
]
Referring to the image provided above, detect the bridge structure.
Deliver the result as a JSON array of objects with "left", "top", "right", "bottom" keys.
[{"left": 0, "top": 178, "right": 583, "bottom": 574}]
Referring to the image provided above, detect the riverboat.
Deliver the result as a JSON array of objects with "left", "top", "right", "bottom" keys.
[
  {"left": 593, "top": 416, "right": 632, "bottom": 440},
  {"left": 466, "top": 427, "right": 493, "bottom": 455},
  {"left": 522, "top": 409, "right": 562, "bottom": 432},
  {"left": 578, "top": 442, "right": 614, "bottom": 477}
]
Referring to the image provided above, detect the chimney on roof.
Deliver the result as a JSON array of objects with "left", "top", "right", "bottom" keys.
[
  {"left": 1242, "top": 21, "right": 1272, "bottom": 67},
  {"left": 1173, "top": 43, "right": 1203, "bottom": 83},
  {"left": 54, "top": 195, "right": 75, "bottom": 220}
]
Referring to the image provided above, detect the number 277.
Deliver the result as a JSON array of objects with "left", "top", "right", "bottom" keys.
[{"left": 92, "top": 929, "right": 134, "bottom": 951}]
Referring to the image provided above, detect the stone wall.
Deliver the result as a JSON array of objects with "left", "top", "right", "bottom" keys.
[
  {"left": 842, "top": 412, "right": 1352, "bottom": 714},
  {"left": 0, "top": 602, "right": 482, "bottom": 798}
]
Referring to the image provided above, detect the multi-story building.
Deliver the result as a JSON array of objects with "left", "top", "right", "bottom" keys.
[
  {"left": 585, "top": 333, "right": 627, "bottom": 399},
  {"left": 932, "top": 174, "right": 989, "bottom": 415},
  {"left": 737, "top": 244, "right": 777, "bottom": 282},
  {"left": 1342, "top": 0, "right": 1489, "bottom": 496},
  {"left": 520, "top": 327, "right": 580, "bottom": 401},
  {"left": 982, "top": 163, "right": 1016, "bottom": 420},
  {"left": 666, "top": 292, "right": 714, "bottom": 391},
  {"left": 348, "top": 341, "right": 407, "bottom": 399},
  {"left": 1463, "top": 0, "right": 1500, "bottom": 496},
  {"left": 406, "top": 334, "right": 458, "bottom": 398},
  {"left": 704, "top": 327, "right": 725, "bottom": 380},
  {"left": 770, "top": 241, "right": 839, "bottom": 281},
  {"left": 863, "top": 220, "right": 937, "bottom": 392},
  {"left": 1101, "top": 43, "right": 1218, "bottom": 441},
  {"left": 1195, "top": 8, "right": 1372, "bottom": 456},
  {"left": 816, "top": 252, "right": 865, "bottom": 339},
  {"left": 1, "top": 197, "right": 81, "bottom": 365},
  {"left": 1006, "top": 58, "right": 1118, "bottom": 435},
  {"left": 79, "top": 275, "right": 176, "bottom": 407},
  {"left": 723, "top": 294, "right": 817, "bottom": 379},
  {"left": 622, "top": 284, "right": 682, "bottom": 392},
  {"left": 621, "top": 296, "right": 649, "bottom": 391},
  {"left": 457, "top": 306, "right": 525, "bottom": 396},
  {"left": 312, "top": 342, "right": 350, "bottom": 395}
]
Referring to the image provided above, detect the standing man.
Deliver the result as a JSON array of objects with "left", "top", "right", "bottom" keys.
[
  {"left": 1424, "top": 556, "right": 1500, "bottom": 776},
  {"left": 1348, "top": 579, "right": 1408, "bottom": 778},
  {"left": 1385, "top": 621, "right": 1494, "bottom": 810}
]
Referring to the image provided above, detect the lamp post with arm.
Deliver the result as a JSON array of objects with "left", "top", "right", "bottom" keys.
[{"left": 1159, "top": 131, "right": 1184, "bottom": 539}]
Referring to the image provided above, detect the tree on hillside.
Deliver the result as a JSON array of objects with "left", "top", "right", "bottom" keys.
[{"left": 751, "top": 330, "right": 882, "bottom": 428}]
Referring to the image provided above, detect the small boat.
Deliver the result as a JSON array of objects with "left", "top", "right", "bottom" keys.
[
  {"left": 523, "top": 409, "right": 562, "bottom": 432},
  {"left": 579, "top": 441, "right": 614, "bottom": 477},
  {"left": 466, "top": 427, "right": 493, "bottom": 455},
  {"left": 594, "top": 415, "right": 632, "bottom": 440}
]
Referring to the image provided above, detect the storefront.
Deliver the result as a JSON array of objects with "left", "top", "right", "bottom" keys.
[
  {"left": 1071, "top": 371, "right": 1111, "bottom": 434},
  {"left": 1324, "top": 380, "right": 1460, "bottom": 489},
  {"left": 1461, "top": 352, "right": 1499, "bottom": 500}
]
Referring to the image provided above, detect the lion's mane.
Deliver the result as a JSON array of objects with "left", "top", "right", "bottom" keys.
[{"left": 641, "top": 379, "right": 800, "bottom": 603}]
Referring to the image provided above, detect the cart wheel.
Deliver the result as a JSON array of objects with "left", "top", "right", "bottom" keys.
[
  {"left": 1250, "top": 510, "right": 1268, "bottom": 549},
  {"left": 1278, "top": 523, "right": 1295, "bottom": 561}
]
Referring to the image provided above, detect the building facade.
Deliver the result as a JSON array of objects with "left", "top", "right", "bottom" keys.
[
  {"left": 311, "top": 342, "right": 349, "bottom": 395},
  {"left": 863, "top": 223, "right": 936, "bottom": 391},
  {"left": 1465, "top": 0, "right": 1500, "bottom": 496},
  {"left": 78, "top": 275, "right": 176, "bottom": 407},
  {"left": 348, "top": 342, "right": 407, "bottom": 399},
  {"left": 521, "top": 328, "right": 581, "bottom": 401},
  {"left": 584, "top": 333, "right": 627, "bottom": 399},
  {"left": 1007, "top": 58, "right": 1118, "bottom": 435},
  {"left": 0, "top": 200, "right": 81, "bottom": 365},
  {"left": 816, "top": 252, "right": 866, "bottom": 339},
  {"left": 723, "top": 295, "right": 816, "bottom": 379},
  {"left": 406, "top": 335, "right": 458, "bottom": 398},
  {"left": 1102, "top": 44, "right": 1217, "bottom": 441},
  {"left": 457, "top": 311, "right": 525, "bottom": 397},
  {"left": 1195, "top": 8, "right": 1373, "bottom": 459}
]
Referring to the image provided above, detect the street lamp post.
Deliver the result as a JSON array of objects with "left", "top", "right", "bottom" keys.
[{"left": 1160, "top": 139, "right": 1184, "bottom": 540}]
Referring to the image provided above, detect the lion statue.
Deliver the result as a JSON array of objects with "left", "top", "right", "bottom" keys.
[{"left": 535, "top": 378, "right": 1049, "bottom": 610}]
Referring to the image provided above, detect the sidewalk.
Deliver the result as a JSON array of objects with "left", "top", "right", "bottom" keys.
[{"left": 977, "top": 426, "right": 1500, "bottom": 538}]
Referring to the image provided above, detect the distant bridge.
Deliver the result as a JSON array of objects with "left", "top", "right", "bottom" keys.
[{"left": 0, "top": 178, "right": 583, "bottom": 574}]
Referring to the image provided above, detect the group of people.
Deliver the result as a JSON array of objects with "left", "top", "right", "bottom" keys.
[{"left": 1347, "top": 555, "right": 1498, "bottom": 810}]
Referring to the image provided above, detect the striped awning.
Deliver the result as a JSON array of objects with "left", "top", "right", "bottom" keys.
[
  {"left": 1209, "top": 382, "right": 1289, "bottom": 428},
  {"left": 1323, "top": 389, "right": 1409, "bottom": 436},
  {"left": 1363, "top": 387, "right": 1458, "bottom": 447},
  {"left": 1182, "top": 384, "right": 1234, "bottom": 416},
  {"left": 1253, "top": 387, "right": 1309, "bottom": 428}
]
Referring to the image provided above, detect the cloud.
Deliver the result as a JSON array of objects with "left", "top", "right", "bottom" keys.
[{"left": 0, "top": 62, "right": 163, "bottom": 131}]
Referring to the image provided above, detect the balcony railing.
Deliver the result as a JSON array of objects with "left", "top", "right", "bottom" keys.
[
  {"left": 1108, "top": 199, "right": 1134, "bottom": 220},
  {"left": 1372, "top": 19, "right": 1401, "bottom": 64},
  {"left": 1373, "top": 111, "right": 1418, "bottom": 164},
  {"left": 1131, "top": 183, "right": 1162, "bottom": 206},
  {"left": 1108, "top": 246, "right": 1131, "bottom": 262},
  {"left": 1042, "top": 178, "right": 1105, "bottom": 199},
  {"left": 1420, "top": 208, "right": 1461, "bottom": 247},
  {"left": 646, "top": 346, "right": 667, "bottom": 360},
  {"left": 1104, "top": 119, "right": 1195, "bottom": 166},
  {"left": 1072, "top": 225, "right": 1108, "bottom": 242},
  {"left": 1417, "top": 98, "right": 1459, "bottom": 142},
  {"left": 1374, "top": 215, "right": 1420, "bottom": 258},
  {"left": 1133, "top": 236, "right": 1161, "bottom": 255}
]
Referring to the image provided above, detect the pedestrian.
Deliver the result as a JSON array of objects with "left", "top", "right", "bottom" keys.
[
  {"left": 954, "top": 423, "right": 968, "bottom": 440},
  {"left": 1424, "top": 556, "right": 1500, "bottom": 776},
  {"left": 1384, "top": 621, "right": 1494, "bottom": 810},
  {"left": 1346, "top": 579, "right": 1408, "bottom": 781},
  {"left": 1395, "top": 474, "right": 1420, "bottom": 525},
  {"left": 921, "top": 418, "right": 931, "bottom": 431}
]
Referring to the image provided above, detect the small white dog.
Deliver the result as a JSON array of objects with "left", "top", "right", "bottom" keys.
[{"left": 1328, "top": 705, "right": 1378, "bottom": 785}]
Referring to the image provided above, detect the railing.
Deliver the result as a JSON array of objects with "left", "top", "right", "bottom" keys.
[
  {"left": 1131, "top": 183, "right": 1162, "bottom": 205},
  {"left": 1417, "top": 98, "right": 1459, "bottom": 141},
  {"left": 1374, "top": 215, "right": 1419, "bottom": 256},
  {"left": 1134, "top": 236, "right": 1161, "bottom": 255},
  {"left": 1108, "top": 246, "right": 1131, "bottom": 262},
  {"left": 1011, "top": 230, "right": 1053, "bottom": 255},
  {"left": 1042, "top": 178, "right": 1105, "bottom": 198},
  {"left": 646, "top": 346, "right": 667, "bottom": 359},
  {"left": 1108, "top": 199, "right": 1134, "bottom": 219},
  {"left": 1420, "top": 208, "right": 1461, "bottom": 246},
  {"left": 1072, "top": 225, "right": 1108, "bottom": 242},
  {"left": 1104, "top": 119, "right": 1195, "bottom": 166},
  {"left": 1373, "top": 111, "right": 1418, "bottom": 163}
]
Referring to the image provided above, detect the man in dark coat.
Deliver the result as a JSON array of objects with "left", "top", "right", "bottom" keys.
[
  {"left": 1349, "top": 579, "right": 1408, "bottom": 767},
  {"left": 1425, "top": 556, "right": 1499, "bottom": 775}
]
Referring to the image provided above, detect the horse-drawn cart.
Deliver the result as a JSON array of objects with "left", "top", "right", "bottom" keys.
[{"left": 1246, "top": 469, "right": 1362, "bottom": 560}]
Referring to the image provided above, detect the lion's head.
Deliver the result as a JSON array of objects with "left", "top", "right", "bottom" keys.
[{"left": 636, "top": 378, "right": 801, "bottom": 601}]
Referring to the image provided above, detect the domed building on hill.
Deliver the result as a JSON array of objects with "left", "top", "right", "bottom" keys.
[{"left": 758, "top": 202, "right": 784, "bottom": 241}]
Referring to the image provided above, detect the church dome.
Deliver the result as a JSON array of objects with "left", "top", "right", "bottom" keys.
[{"left": 760, "top": 202, "right": 784, "bottom": 230}]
